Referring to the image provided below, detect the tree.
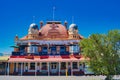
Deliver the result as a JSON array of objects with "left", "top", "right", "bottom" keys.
[{"left": 80, "top": 30, "right": 120, "bottom": 80}]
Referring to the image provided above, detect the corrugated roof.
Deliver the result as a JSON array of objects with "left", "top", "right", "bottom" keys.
[{"left": 0, "top": 56, "right": 9, "bottom": 62}]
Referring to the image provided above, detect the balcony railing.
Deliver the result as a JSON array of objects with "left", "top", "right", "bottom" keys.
[{"left": 11, "top": 51, "right": 81, "bottom": 56}]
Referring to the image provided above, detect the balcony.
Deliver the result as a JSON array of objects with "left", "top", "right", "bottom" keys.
[
  {"left": 12, "top": 52, "right": 21, "bottom": 56},
  {"left": 11, "top": 51, "right": 81, "bottom": 56}
]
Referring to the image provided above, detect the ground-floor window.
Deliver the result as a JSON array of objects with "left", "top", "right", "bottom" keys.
[
  {"left": 73, "top": 62, "right": 78, "bottom": 69},
  {"left": 30, "top": 63, "right": 35, "bottom": 70},
  {"left": 41, "top": 63, "right": 47, "bottom": 70},
  {"left": 61, "top": 62, "right": 66, "bottom": 69},
  {"left": 0, "top": 63, "right": 5, "bottom": 73},
  {"left": 51, "top": 63, "right": 57, "bottom": 69}
]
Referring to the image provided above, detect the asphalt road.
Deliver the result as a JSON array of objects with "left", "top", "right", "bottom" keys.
[{"left": 0, "top": 75, "right": 120, "bottom": 80}]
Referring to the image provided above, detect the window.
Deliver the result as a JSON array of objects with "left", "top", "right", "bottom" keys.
[
  {"left": 41, "top": 63, "right": 47, "bottom": 70},
  {"left": 32, "top": 46, "right": 38, "bottom": 53},
  {"left": 61, "top": 62, "right": 66, "bottom": 69},
  {"left": 73, "top": 62, "right": 78, "bottom": 69},
  {"left": 42, "top": 47, "right": 48, "bottom": 54},
  {"left": 60, "top": 46, "right": 66, "bottom": 53},
  {"left": 69, "top": 45, "right": 80, "bottom": 53},
  {"left": 51, "top": 63, "right": 57, "bottom": 69},
  {"left": 30, "top": 63, "right": 35, "bottom": 70},
  {"left": 43, "top": 47, "right": 47, "bottom": 50},
  {"left": 51, "top": 46, "right": 56, "bottom": 55},
  {"left": 69, "top": 46, "right": 74, "bottom": 53},
  {"left": 51, "top": 46, "right": 56, "bottom": 51}
]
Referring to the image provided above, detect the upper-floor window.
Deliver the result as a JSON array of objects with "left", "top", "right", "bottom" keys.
[
  {"left": 69, "top": 45, "right": 80, "bottom": 53},
  {"left": 60, "top": 46, "right": 66, "bottom": 52},
  {"left": 27, "top": 46, "right": 38, "bottom": 53},
  {"left": 42, "top": 47, "right": 48, "bottom": 52}
]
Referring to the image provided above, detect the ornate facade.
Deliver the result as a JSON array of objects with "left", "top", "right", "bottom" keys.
[{"left": 2, "top": 20, "right": 90, "bottom": 76}]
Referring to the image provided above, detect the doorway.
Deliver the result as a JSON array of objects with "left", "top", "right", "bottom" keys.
[{"left": 50, "top": 62, "right": 58, "bottom": 74}]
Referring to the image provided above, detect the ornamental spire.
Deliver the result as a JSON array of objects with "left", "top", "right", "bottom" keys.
[{"left": 53, "top": 6, "right": 55, "bottom": 21}]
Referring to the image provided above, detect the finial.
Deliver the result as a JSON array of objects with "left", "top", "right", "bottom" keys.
[
  {"left": 64, "top": 20, "right": 68, "bottom": 29},
  {"left": 72, "top": 16, "right": 74, "bottom": 23},
  {"left": 33, "top": 16, "right": 35, "bottom": 23},
  {"left": 15, "top": 34, "right": 19, "bottom": 41},
  {"left": 53, "top": 6, "right": 55, "bottom": 21},
  {"left": 40, "top": 21, "right": 43, "bottom": 28}
]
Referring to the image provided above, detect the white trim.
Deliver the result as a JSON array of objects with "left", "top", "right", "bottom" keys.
[{"left": 16, "top": 40, "right": 80, "bottom": 45}]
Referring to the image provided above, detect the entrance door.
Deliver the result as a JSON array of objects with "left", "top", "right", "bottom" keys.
[{"left": 50, "top": 62, "right": 58, "bottom": 74}]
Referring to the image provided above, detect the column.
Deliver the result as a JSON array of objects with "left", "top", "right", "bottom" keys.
[
  {"left": 71, "top": 62, "right": 73, "bottom": 76},
  {"left": 35, "top": 62, "right": 37, "bottom": 76},
  {"left": 78, "top": 61, "right": 79, "bottom": 70},
  {"left": 66, "top": 62, "right": 68, "bottom": 76},
  {"left": 28, "top": 62, "right": 30, "bottom": 72},
  {"left": 24, "top": 63, "right": 26, "bottom": 72},
  {"left": 47, "top": 62, "right": 49, "bottom": 76},
  {"left": 40, "top": 62, "right": 41, "bottom": 72},
  {"left": 66, "top": 62, "right": 68, "bottom": 69},
  {"left": 57, "top": 46, "right": 60, "bottom": 54},
  {"left": 21, "top": 63, "right": 23, "bottom": 76},
  {"left": 59, "top": 62, "right": 61, "bottom": 76},
  {"left": 7, "top": 62, "right": 9, "bottom": 76}
]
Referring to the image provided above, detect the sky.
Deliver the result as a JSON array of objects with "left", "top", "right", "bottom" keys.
[{"left": 0, "top": 0, "right": 120, "bottom": 54}]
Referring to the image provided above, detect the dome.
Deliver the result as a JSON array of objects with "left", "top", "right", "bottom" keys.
[
  {"left": 69, "top": 23, "right": 78, "bottom": 30},
  {"left": 39, "top": 22, "right": 68, "bottom": 38},
  {"left": 28, "top": 23, "right": 39, "bottom": 34},
  {"left": 29, "top": 23, "right": 38, "bottom": 30}
]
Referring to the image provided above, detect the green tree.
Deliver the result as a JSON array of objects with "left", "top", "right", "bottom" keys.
[{"left": 80, "top": 30, "right": 120, "bottom": 80}]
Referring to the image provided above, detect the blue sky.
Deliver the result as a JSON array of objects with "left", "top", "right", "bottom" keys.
[{"left": 0, "top": 0, "right": 120, "bottom": 54}]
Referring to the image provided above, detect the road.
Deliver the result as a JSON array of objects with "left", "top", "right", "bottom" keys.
[{"left": 0, "top": 75, "right": 120, "bottom": 80}]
